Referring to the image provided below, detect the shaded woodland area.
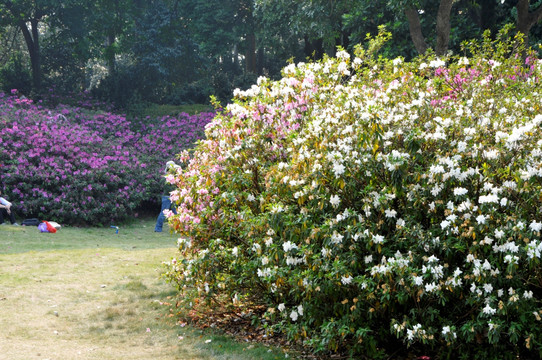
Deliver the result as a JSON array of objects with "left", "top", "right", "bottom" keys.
[{"left": 0, "top": 0, "right": 541, "bottom": 109}]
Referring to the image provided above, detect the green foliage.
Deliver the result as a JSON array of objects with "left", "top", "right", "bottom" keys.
[
  {"left": 0, "top": 52, "right": 32, "bottom": 95},
  {"left": 178, "top": 0, "right": 240, "bottom": 59},
  {"left": 91, "top": 0, "right": 203, "bottom": 108},
  {"left": 142, "top": 104, "right": 213, "bottom": 118},
  {"left": 253, "top": 0, "right": 308, "bottom": 63},
  {"left": 164, "top": 31, "right": 542, "bottom": 358},
  {"left": 343, "top": 0, "right": 414, "bottom": 58},
  {"left": 91, "top": 64, "right": 140, "bottom": 109},
  {"left": 162, "top": 80, "right": 214, "bottom": 106},
  {"left": 1, "top": 0, "right": 542, "bottom": 107},
  {"left": 131, "top": 1, "right": 200, "bottom": 96}
]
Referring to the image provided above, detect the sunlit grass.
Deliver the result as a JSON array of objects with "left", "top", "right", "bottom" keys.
[
  {"left": 0, "top": 219, "right": 288, "bottom": 359},
  {"left": 0, "top": 218, "right": 175, "bottom": 254}
]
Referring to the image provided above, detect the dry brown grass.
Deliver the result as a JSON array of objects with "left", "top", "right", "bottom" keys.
[
  {"left": 0, "top": 220, "right": 287, "bottom": 360},
  {"left": 0, "top": 247, "right": 208, "bottom": 360}
]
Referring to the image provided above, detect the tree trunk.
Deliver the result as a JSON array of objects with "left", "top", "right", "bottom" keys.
[
  {"left": 239, "top": 0, "right": 257, "bottom": 74},
  {"left": 106, "top": 0, "right": 121, "bottom": 76},
  {"left": 106, "top": 34, "right": 116, "bottom": 76},
  {"left": 435, "top": 0, "right": 454, "bottom": 56},
  {"left": 516, "top": 0, "right": 542, "bottom": 46},
  {"left": 340, "top": 28, "right": 350, "bottom": 50},
  {"left": 232, "top": 44, "right": 239, "bottom": 71},
  {"left": 405, "top": 7, "right": 428, "bottom": 55},
  {"left": 304, "top": 36, "right": 324, "bottom": 60},
  {"left": 257, "top": 47, "right": 264, "bottom": 75},
  {"left": 245, "top": 32, "right": 257, "bottom": 74},
  {"left": 19, "top": 19, "right": 41, "bottom": 92},
  {"left": 478, "top": 0, "right": 497, "bottom": 33}
]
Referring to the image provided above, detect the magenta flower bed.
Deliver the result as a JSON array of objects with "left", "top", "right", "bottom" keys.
[{"left": 0, "top": 93, "right": 213, "bottom": 225}]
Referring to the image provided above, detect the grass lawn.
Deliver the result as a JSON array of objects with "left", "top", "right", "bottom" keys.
[
  {"left": 0, "top": 218, "right": 288, "bottom": 360},
  {"left": 0, "top": 217, "right": 175, "bottom": 254}
]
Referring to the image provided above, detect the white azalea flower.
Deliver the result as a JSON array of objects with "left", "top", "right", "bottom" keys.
[
  {"left": 482, "top": 304, "right": 496, "bottom": 315},
  {"left": 333, "top": 162, "right": 345, "bottom": 178},
  {"left": 385, "top": 209, "right": 397, "bottom": 218},
  {"left": 282, "top": 241, "right": 298, "bottom": 252},
  {"left": 453, "top": 187, "right": 468, "bottom": 196},
  {"left": 331, "top": 231, "right": 344, "bottom": 244},
  {"left": 530, "top": 221, "right": 542, "bottom": 232},
  {"left": 330, "top": 195, "right": 340, "bottom": 208}
]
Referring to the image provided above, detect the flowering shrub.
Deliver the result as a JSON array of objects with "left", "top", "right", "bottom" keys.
[
  {"left": 164, "top": 30, "right": 542, "bottom": 359},
  {"left": 0, "top": 94, "right": 212, "bottom": 224}
]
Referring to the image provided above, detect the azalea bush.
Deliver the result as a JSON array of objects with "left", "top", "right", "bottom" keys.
[
  {"left": 164, "top": 28, "right": 542, "bottom": 359},
  {"left": 0, "top": 94, "right": 212, "bottom": 224}
]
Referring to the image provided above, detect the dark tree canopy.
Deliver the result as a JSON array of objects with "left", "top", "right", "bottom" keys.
[{"left": 0, "top": 0, "right": 541, "bottom": 106}]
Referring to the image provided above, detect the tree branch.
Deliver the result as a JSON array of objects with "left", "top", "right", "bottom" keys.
[
  {"left": 18, "top": 19, "right": 34, "bottom": 50},
  {"left": 516, "top": 0, "right": 542, "bottom": 44},
  {"left": 517, "top": 0, "right": 542, "bottom": 27},
  {"left": 404, "top": 7, "right": 428, "bottom": 55},
  {"left": 530, "top": 2, "right": 542, "bottom": 25}
]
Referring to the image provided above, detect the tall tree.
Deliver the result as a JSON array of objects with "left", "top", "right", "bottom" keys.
[
  {"left": 0, "top": 0, "right": 59, "bottom": 92},
  {"left": 477, "top": 0, "right": 498, "bottom": 32},
  {"left": 239, "top": 0, "right": 257, "bottom": 74},
  {"left": 398, "top": 0, "right": 455, "bottom": 56},
  {"left": 86, "top": 0, "right": 138, "bottom": 76},
  {"left": 254, "top": 0, "right": 307, "bottom": 65},
  {"left": 516, "top": 0, "right": 542, "bottom": 45},
  {"left": 176, "top": 0, "right": 265, "bottom": 101},
  {"left": 41, "top": 1, "right": 96, "bottom": 93},
  {"left": 255, "top": 0, "right": 354, "bottom": 66},
  {"left": 0, "top": 25, "right": 23, "bottom": 64},
  {"left": 131, "top": 0, "right": 199, "bottom": 99},
  {"left": 435, "top": 0, "right": 454, "bottom": 55},
  {"left": 404, "top": 6, "right": 428, "bottom": 54},
  {"left": 178, "top": 0, "right": 239, "bottom": 66}
]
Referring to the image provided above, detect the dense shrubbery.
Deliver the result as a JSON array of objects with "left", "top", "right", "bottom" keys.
[
  {"left": 164, "top": 30, "right": 542, "bottom": 359},
  {"left": 40, "top": 87, "right": 115, "bottom": 111},
  {"left": 0, "top": 94, "right": 212, "bottom": 225},
  {"left": 0, "top": 53, "right": 32, "bottom": 96}
]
